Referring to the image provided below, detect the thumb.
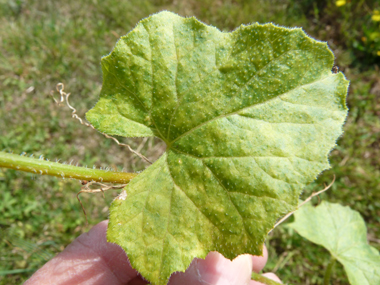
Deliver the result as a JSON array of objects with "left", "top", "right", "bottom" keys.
[{"left": 169, "top": 252, "right": 253, "bottom": 285}]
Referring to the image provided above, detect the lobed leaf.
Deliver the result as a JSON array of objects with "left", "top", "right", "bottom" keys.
[
  {"left": 86, "top": 11, "right": 349, "bottom": 285},
  {"left": 289, "top": 201, "right": 380, "bottom": 285}
]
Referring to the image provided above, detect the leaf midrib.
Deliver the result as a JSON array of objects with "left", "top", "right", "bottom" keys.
[{"left": 166, "top": 74, "right": 330, "bottom": 147}]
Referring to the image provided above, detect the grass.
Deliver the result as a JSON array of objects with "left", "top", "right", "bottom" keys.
[{"left": 0, "top": 0, "right": 379, "bottom": 284}]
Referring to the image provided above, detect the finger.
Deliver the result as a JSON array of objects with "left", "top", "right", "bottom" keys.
[
  {"left": 24, "top": 220, "right": 139, "bottom": 285},
  {"left": 251, "top": 245, "right": 268, "bottom": 273},
  {"left": 169, "top": 251, "right": 253, "bottom": 285}
]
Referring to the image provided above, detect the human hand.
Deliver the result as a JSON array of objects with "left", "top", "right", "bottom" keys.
[{"left": 25, "top": 221, "right": 281, "bottom": 285}]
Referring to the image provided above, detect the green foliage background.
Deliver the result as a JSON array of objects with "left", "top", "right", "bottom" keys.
[{"left": 0, "top": 0, "right": 379, "bottom": 284}]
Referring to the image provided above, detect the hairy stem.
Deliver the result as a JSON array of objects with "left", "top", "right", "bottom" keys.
[
  {"left": 323, "top": 256, "right": 336, "bottom": 285},
  {"left": 0, "top": 152, "right": 137, "bottom": 183},
  {"left": 251, "top": 272, "right": 283, "bottom": 285}
]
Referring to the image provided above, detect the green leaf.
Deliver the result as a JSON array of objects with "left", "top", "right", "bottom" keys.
[
  {"left": 86, "top": 11, "right": 349, "bottom": 285},
  {"left": 288, "top": 202, "right": 380, "bottom": 285}
]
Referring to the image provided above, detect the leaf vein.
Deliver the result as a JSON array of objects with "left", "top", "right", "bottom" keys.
[
  {"left": 170, "top": 74, "right": 329, "bottom": 144},
  {"left": 140, "top": 22, "right": 166, "bottom": 140},
  {"left": 165, "top": 156, "right": 222, "bottom": 233},
  {"left": 203, "top": 162, "right": 255, "bottom": 242}
]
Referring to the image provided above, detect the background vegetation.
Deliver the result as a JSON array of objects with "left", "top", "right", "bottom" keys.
[{"left": 0, "top": 0, "right": 379, "bottom": 284}]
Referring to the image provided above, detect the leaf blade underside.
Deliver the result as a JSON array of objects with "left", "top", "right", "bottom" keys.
[{"left": 86, "top": 11, "right": 349, "bottom": 285}]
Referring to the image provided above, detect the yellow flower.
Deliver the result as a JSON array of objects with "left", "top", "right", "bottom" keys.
[
  {"left": 336, "top": 0, "right": 346, "bottom": 7},
  {"left": 377, "top": 51, "right": 380, "bottom": 56},
  {"left": 372, "top": 10, "right": 380, "bottom": 22}
]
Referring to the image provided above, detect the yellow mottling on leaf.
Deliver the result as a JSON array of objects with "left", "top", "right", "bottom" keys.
[{"left": 88, "top": 11, "right": 349, "bottom": 285}]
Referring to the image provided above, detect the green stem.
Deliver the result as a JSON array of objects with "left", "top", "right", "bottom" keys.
[
  {"left": 0, "top": 151, "right": 137, "bottom": 183},
  {"left": 251, "top": 272, "right": 283, "bottom": 285},
  {"left": 323, "top": 256, "right": 336, "bottom": 285}
]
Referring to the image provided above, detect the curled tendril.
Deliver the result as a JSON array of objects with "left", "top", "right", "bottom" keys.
[
  {"left": 77, "top": 181, "right": 127, "bottom": 224},
  {"left": 269, "top": 175, "right": 336, "bottom": 234},
  {"left": 50, "top": 83, "right": 152, "bottom": 164}
]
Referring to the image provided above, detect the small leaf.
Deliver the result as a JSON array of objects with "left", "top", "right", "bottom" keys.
[
  {"left": 289, "top": 201, "right": 380, "bottom": 285},
  {"left": 86, "top": 11, "right": 349, "bottom": 285}
]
